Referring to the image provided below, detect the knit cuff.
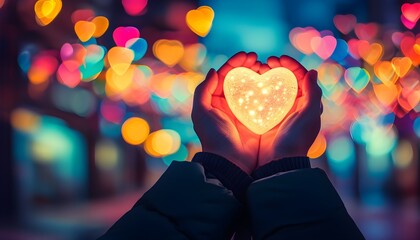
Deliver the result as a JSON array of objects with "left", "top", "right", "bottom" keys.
[
  {"left": 252, "top": 157, "right": 311, "bottom": 180},
  {"left": 192, "top": 152, "right": 253, "bottom": 202}
]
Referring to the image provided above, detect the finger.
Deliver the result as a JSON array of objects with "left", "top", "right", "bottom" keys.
[
  {"left": 243, "top": 52, "right": 258, "bottom": 68},
  {"left": 278, "top": 55, "right": 307, "bottom": 80},
  {"left": 302, "top": 70, "right": 322, "bottom": 109},
  {"left": 259, "top": 63, "right": 271, "bottom": 74},
  {"left": 193, "top": 68, "right": 218, "bottom": 111},
  {"left": 267, "top": 56, "right": 281, "bottom": 69},
  {"left": 250, "top": 61, "right": 261, "bottom": 72},
  {"left": 216, "top": 52, "right": 247, "bottom": 95},
  {"left": 218, "top": 51, "right": 247, "bottom": 78},
  {"left": 320, "top": 101, "right": 324, "bottom": 115}
]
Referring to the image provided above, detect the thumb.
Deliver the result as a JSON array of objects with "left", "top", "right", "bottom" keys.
[
  {"left": 193, "top": 68, "right": 218, "bottom": 111},
  {"left": 302, "top": 70, "right": 322, "bottom": 109}
]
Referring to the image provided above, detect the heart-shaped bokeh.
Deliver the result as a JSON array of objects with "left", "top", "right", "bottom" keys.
[
  {"left": 152, "top": 39, "right": 184, "bottom": 67},
  {"left": 34, "top": 0, "right": 62, "bottom": 26},
  {"left": 344, "top": 67, "right": 370, "bottom": 93},
  {"left": 224, "top": 67, "right": 298, "bottom": 134},
  {"left": 113, "top": 26, "right": 140, "bottom": 47},
  {"left": 333, "top": 14, "right": 357, "bottom": 35},
  {"left": 74, "top": 21, "right": 96, "bottom": 42},
  {"left": 186, "top": 6, "right": 214, "bottom": 37},
  {"left": 126, "top": 38, "right": 147, "bottom": 61}
]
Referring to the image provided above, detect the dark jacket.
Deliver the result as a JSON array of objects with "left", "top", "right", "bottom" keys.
[{"left": 99, "top": 153, "right": 365, "bottom": 240}]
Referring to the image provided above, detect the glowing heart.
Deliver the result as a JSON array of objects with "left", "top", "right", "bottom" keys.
[
  {"left": 333, "top": 14, "right": 357, "bottom": 35},
  {"left": 186, "top": 6, "right": 214, "bottom": 37},
  {"left": 92, "top": 16, "right": 109, "bottom": 38},
  {"left": 113, "top": 26, "right": 140, "bottom": 47},
  {"left": 153, "top": 39, "right": 184, "bottom": 67},
  {"left": 74, "top": 21, "right": 96, "bottom": 42},
  {"left": 224, "top": 67, "right": 298, "bottom": 135}
]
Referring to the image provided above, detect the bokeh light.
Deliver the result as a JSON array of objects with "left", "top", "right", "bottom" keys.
[{"left": 121, "top": 117, "right": 150, "bottom": 145}]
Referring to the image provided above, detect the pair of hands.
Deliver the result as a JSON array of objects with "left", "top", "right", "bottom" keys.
[{"left": 192, "top": 52, "right": 322, "bottom": 175}]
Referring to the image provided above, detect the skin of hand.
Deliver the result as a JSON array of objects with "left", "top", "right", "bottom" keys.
[
  {"left": 192, "top": 52, "right": 261, "bottom": 175},
  {"left": 257, "top": 56, "right": 323, "bottom": 167}
]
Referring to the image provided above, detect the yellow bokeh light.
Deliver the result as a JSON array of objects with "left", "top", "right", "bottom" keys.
[
  {"left": 144, "top": 129, "right": 181, "bottom": 157},
  {"left": 307, "top": 133, "right": 327, "bottom": 158},
  {"left": 106, "top": 66, "right": 134, "bottom": 93},
  {"left": 224, "top": 67, "right": 298, "bottom": 135},
  {"left": 107, "top": 47, "right": 134, "bottom": 75},
  {"left": 34, "top": 0, "right": 62, "bottom": 26},
  {"left": 121, "top": 117, "right": 150, "bottom": 145},
  {"left": 392, "top": 140, "right": 413, "bottom": 169},
  {"left": 95, "top": 139, "right": 120, "bottom": 170},
  {"left": 185, "top": 6, "right": 214, "bottom": 37},
  {"left": 152, "top": 39, "right": 184, "bottom": 67}
]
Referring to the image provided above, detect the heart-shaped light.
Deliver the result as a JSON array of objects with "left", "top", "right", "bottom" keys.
[
  {"left": 34, "top": 0, "right": 62, "bottom": 26},
  {"left": 333, "top": 14, "right": 356, "bottom": 35},
  {"left": 74, "top": 21, "right": 96, "bottom": 42},
  {"left": 92, "top": 16, "right": 109, "bottom": 38},
  {"left": 223, "top": 67, "right": 298, "bottom": 135},
  {"left": 152, "top": 39, "right": 184, "bottom": 67},
  {"left": 310, "top": 36, "right": 337, "bottom": 60},
  {"left": 113, "top": 26, "right": 140, "bottom": 47},
  {"left": 344, "top": 67, "right": 370, "bottom": 93},
  {"left": 186, "top": 6, "right": 214, "bottom": 37}
]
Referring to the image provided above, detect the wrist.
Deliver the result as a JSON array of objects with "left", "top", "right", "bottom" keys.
[
  {"left": 202, "top": 148, "right": 253, "bottom": 174},
  {"left": 253, "top": 156, "right": 311, "bottom": 180},
  {"left": 192, "top": 152, "right": 254, "bottom": 201},
  {"left": 259, "top": 149, "right": 308, "bottom": 167}
]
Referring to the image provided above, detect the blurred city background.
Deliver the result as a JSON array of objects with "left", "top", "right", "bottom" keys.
[{"left": 0, "top": 0, "right": 419, "bottom": 239}]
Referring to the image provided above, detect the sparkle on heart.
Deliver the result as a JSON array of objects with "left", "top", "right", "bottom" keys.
[
  {"left": 224, "top": 67, "right": 298, "bottom": 135},
  {"left": 186, "top": 6, "right": 214, "bottom": 37}
]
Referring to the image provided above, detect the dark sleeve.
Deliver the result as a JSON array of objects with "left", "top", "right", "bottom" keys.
[
  {"left": 98, "top": 161, "right": 243, "bottom": 240},
  {"left": 247, "top": 167, "right": 365, "bottom": 240}
]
